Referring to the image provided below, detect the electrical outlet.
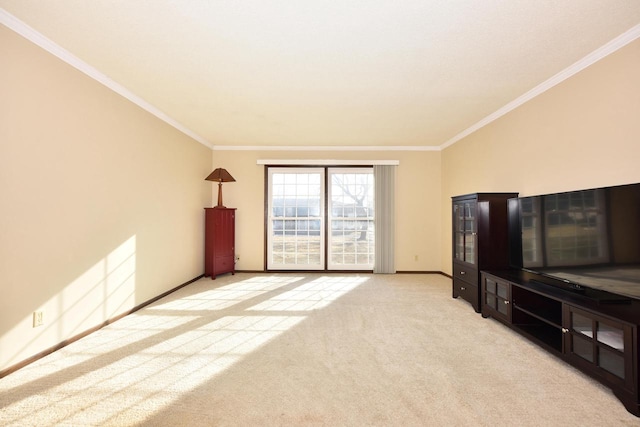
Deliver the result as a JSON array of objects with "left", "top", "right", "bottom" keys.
[
  {"left": 33, "top": 310, "right": 44, "bottom": 328},
  {"left": 414, "top": 255, "right": 419, "bottom": 261}
]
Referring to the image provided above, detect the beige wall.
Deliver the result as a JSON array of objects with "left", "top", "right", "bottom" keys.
[
  {"left": 441, "top": 39, "right": 640, "bottom": 274},
  {"left": 211, "top": 150, "right": 441, "bottom": 272},
  {"left": 0, "top": 26, "right": 212, "bottom": 371}
]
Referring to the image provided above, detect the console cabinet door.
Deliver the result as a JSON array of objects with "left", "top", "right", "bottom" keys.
[
  {"left": 563, "top": 305, "right": 634, "bottom": 392},
  {"left": 482, "top": 274, "right": 511, "bottom": 323}
]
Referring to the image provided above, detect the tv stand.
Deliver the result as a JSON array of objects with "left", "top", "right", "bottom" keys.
[{"left": 482, "top": 269, "right": 640, "bottom": 417}]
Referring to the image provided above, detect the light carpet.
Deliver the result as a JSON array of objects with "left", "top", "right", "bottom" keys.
[{"left": 0, "top": 273, "right": 637, "bottom": 426}]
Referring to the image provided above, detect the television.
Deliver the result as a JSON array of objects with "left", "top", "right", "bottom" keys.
[{"left": 508, "top": 183, "right": 640, "bottom": 301}]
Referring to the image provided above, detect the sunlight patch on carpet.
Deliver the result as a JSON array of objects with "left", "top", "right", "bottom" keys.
[
  {"left": 151, "top": 275, "right": 306, "bottom": 311},
  {"left": 247, "top": 275, "right": 368, "bottom": 311}
]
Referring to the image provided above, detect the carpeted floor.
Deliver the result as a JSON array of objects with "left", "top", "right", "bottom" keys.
[{"left": 0, "top": 273, "right": 637, "bottom": 426}]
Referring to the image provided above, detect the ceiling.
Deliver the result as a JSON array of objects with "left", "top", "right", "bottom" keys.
[{"left": 1, "top": 1, "right": 639, "bottom": 149}]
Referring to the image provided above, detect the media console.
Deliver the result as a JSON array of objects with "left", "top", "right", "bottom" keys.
[{"left": 481, "top": 269, "right": 640, "bottom": 417}]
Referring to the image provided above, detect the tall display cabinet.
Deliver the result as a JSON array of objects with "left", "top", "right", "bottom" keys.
[
  {"left": 204, "top": 207, "right": 236, "bottom": 279},
  {"left": 451, "top": 193, "right": 517, "bottom": 312}
]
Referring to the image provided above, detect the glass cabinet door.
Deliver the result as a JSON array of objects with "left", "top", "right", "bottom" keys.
[
  {"left": 564, "top": 305, "right": 632, "bottom": 389},
  {"left": 484, "top": 276, "right": 510, "bottom": 320},
  {"left": 453, "top": 201, "right": 477, "bottom": 264}
]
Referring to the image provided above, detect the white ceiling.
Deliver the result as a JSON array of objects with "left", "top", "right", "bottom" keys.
[{"left": 1, "top": 1, "right": 640, "bottom": 149}]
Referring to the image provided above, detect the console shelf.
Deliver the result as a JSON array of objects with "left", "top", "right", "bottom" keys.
[
  {"left": 513, "top": 323, "right": 563, "bottom": 352},
  {"left": 512, "top": 304, "right": 562, "bottom": 329},
  {"left": 481, "top": 270, "right": 640, "bottom": 417}
]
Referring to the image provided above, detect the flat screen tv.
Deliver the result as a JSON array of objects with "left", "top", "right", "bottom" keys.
[{"left": 508, "top": 183, "right": 640, "bottom": 301}]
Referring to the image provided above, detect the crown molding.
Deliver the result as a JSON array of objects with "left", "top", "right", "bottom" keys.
[
  {"left": 213, "top": 145, "right": 439, "bottom": 151},
  {"left": 0, "top": 8, "right": 212, "bottom": 149},
  {"left": 440, "top": 23, "right": 640, "bottom": 150}
]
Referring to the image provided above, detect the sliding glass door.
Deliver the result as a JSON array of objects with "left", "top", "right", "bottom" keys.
[{"left": 267, "top": 167, "right": 374, "bottom": 271}]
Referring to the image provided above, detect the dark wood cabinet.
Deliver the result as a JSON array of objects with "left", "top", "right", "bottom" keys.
[
  {"left": 452, "top": 193, "right": 517, "bottom": 312},
  {"left": 204, "top": 207, "right": 236, "bottom": 279},
  {"left": 481, "top": 270, "right": 640, "bottom": 416}
]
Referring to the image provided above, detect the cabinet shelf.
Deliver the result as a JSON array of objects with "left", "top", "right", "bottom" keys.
[
  {"left": 513, "top": 323, "right": 563, "bottom": 352},
  {"left": 512, "top": 304, "right": 562, "bottom": 328},
  {"left": 512, "top": 285, "right": 562, "bottom": 326}
]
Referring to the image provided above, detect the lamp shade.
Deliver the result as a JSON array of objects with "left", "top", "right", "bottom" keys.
[
  {"left": 205, "top": 168, "right": 236, "bottom": 183},
  {"left": 205, "top": 168, "right": 236, "bottom": 208}
]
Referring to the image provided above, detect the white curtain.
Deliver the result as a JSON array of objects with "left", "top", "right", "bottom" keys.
[{"left": 374, "top": 165, "right": 396, "bottom": 273}]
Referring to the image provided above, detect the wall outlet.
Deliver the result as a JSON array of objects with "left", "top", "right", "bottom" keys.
[
  {"left": 33, "top": 310, "right": 44, "bottom": 328},
  {"left": 414, "top": 255, "right": 419, "bottom": 261}
]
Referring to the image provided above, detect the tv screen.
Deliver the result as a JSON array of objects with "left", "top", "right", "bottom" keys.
[{"left": 510, "top": 183, "right": 640, "bottom": 300}]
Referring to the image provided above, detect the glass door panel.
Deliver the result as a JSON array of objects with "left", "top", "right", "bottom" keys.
[
  {"left": 328, "top": 168, "right": 374, "bottom": 270},
  {"left": 453, "top": 205, "right": 463, "bottom": 232},
  {"left": 465, "top": 234, "right": 475, "bottom": 264},
  {"left": 455, "top": 234, "right": 464, "bottom": 260},
  {"left": 464, "top": 203, "right": 476, "bottom": 232},
  {"left": 267, "top": 168, "right": 324, "bottom": 270},
  {"left": 497, "top": 283, "right": 508, "bottom": 299},
  {"left": 598, "top": 347, "right": 625, "bottom": 378},
  {"left": 496, "top": 282, "right": 508, "bottom": 315},
  {"left": 597, "top": 322, "right": 624, "bottom": 351},
  {"left": 595, "top": 321, "right": 625, "bottom": 379},
  {"left": 485, "top": 293, "right": 495, "bottom": 309},
  {"left": 485, "top": 278, "right": 497, "bottom": 309},
  {"left": 497, "top": 299, "right": 508, "bottom": 315},
  {"left": 572, "top": 335, "right": 594, "bottom": 362},
  {"left": 486, "top": 279, "right": 496, "bottom": 294},
  {"left": 571, "top": 312, "right": 593, "bottom": 338}
]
